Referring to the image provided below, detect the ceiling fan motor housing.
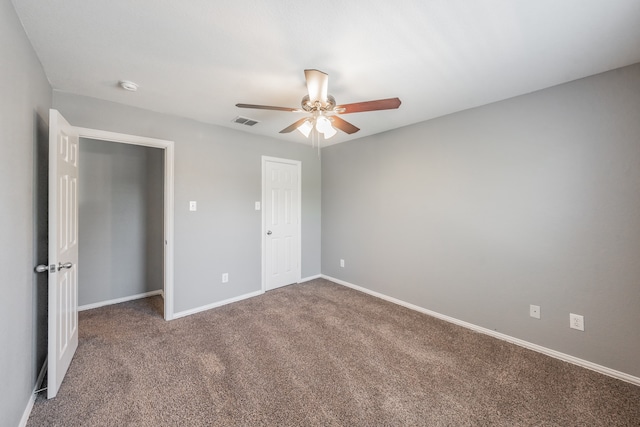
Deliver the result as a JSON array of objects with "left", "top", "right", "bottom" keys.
[{"left": 301, "top": 94, "right": 336, "bottom": 112}]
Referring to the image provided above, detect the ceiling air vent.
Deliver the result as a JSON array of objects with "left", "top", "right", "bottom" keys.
[{"left": 232, "top": 116, "right": 259, "bottom": 126}]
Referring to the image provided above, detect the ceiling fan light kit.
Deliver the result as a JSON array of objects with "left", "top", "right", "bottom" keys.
[
  {"left": 297, "top": 119, "right": 313, "bottom": 138},
  {"left": 236, "top": 69, "right": 401, "bottom": 148}
]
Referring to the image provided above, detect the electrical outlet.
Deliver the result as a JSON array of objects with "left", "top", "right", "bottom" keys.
[
  {"left": 530, "top": 304, "right": 540, "bottom": 319},
  {"left": 570, "top": 313, "right": 584, "bottom": 331},
  {"left": 222, "top": 273, "right": 229, "bottom": 283},
  {"left": 340, "top": 259, "right": 345, "bottom": 268}
]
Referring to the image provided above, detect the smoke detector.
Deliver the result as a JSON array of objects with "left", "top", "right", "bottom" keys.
[{"left": 119, "top": 80, "right": 139, "bottom": 91}]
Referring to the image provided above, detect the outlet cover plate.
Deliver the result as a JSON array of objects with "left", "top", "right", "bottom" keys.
[
  {"left": 222, "top": 273, "right": 229, "bottom": 283},
  {"left": 570, "top": 313, "right": 584, "bottom": 331},
  {"left": 530, "top": 304, "right": 540, "bottom": 319}
]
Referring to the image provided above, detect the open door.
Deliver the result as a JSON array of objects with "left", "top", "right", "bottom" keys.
[{"left": 47, "top": 109, "right": 79, "bottom": 398}]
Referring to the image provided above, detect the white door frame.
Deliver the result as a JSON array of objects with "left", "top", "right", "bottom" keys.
[
  {"left": 76, "top": 127, "right": 175, "bottom": 320},
  {"left": 261, "top": 156, "right": 302, "bottom": 292}
]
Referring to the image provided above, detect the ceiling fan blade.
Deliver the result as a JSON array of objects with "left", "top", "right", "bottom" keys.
[
  {"left": 330, "top": 116, "right": 360, "bottom": 134},
  {"left": 236, "top": 103, "right": 298, "bottom": 112},
  {"left": 336, "top": 97, "right": 402, "bottom": 114},
  {"left": 279, "top": 118, "right": 309, "bottom": 134},
  {"left": 304, "top": 69, "right": 329, "bottom": 104}
]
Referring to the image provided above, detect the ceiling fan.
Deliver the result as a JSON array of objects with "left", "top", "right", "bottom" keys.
[{"left": 236, "top": 69, "right": 401, "bottom": 140}]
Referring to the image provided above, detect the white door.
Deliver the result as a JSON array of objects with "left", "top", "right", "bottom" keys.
[
  {"left": 47, "top": 109, "right": 79, "bottom": 399},
  {"left": 264, "top": 158, "right": 301, "bottom": 290}
]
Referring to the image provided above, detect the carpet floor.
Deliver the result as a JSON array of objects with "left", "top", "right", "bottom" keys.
[{"left": 28, "top": 279, "right": 640, "bottom": 426}]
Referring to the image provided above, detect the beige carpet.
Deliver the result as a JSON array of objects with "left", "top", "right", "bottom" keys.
[{"left": 28, "top": 279, "right": 640, "bottom": 426}]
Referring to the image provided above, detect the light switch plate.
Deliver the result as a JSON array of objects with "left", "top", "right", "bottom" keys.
[
  {"left": 189, "top": 201, "right": 197, "bottom": 211},
  {"left": 255, "top": 201, "right": 261, "bottom": 210}
]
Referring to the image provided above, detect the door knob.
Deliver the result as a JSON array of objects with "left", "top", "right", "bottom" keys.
[
  {"left": 58, "top": 262, "right": 72, "bottom": 270},
  {"left": 267, "top": 230, "right": 272, "bottom": 235},
  {"left": 35, "top": 264, "right": 53, "bottom": 273}
]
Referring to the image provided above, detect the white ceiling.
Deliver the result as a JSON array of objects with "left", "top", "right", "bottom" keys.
[{"left": 11, "top": 0, "right": 640, "bottom": 146}]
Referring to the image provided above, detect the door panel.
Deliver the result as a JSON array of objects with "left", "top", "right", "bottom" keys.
[
  {"left": 265, "top": 159, "right": 300, "bottom": 290},
  {"left": 48, "top": 110, "right": 79, "bottom": 399}
]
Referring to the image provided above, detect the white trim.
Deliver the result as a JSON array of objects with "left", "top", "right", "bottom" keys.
[
  {"left": 19, "top": 393, "right": 36, "bottom": 427},
  {"left": 75, "top": 127, "right": 170, "bottom": 149},
  {"left": 75, "top": 127, "right": 175, "bottom": 320},
  {"left": 78, "top": 290, "right": 164, "bottom": 312},
  {"left": 322, "top": 274, "right": 640, "bottom": 387},
  {"left": 172, "top": 290, "right": 264, "bottom": 319},
  {"left": 261, "top": 156, "right": 302, "bottom": 293},
  {"left": 19, "top": 358, "right": 48, "bottom": 427},
  {"left": 163, "top": 143, "right": 175, "bottom": 320},
  {"left": 299, "top": 274, "right": 321, "bottom": 283}
]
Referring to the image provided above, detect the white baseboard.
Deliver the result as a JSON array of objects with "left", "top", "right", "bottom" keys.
[
  {"left": 322, "top": 274, "right": 640, "bottom": 387},
  {"left": 78, "top": 290, "right": 164, "bottom": 312},
  {"left": 19, "top": 392, "right": 35, "bottom": 427},
  {"left": 172, "top": 275, "right": 322, "bottom": 320},
  {"left": 172, "top": 290, "right": 264, "bottom": 319},
  {"left": 299, "top": 274, "right": 322, "bottom": 283},
  {"left": 19, "top": 357, "right": 48, "bottom": 427}
]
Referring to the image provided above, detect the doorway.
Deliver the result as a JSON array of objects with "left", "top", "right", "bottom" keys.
[
  {"left": 77, "top": 127, "right": 175, "bottom": 320},
  {"left": 78, "top": 138, "right": 163, "bottom": 314}
]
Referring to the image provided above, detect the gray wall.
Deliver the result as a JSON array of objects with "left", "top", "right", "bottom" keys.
[
  {"left": 322, "top": 63, "right": 640, "bottom": 377},
  {"left": 79, "top": 138, "right": 164, "bottom": 306},
  {"left": 54, "top": 92, "right": 322, "bottom": 313},
  {"left": 0, "top": 0, "right": 52, "bottom": 425}
]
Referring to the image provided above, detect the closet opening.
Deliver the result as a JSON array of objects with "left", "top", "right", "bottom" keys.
[{"left": 75, "top": 127, "right": 175, "bottom": 320}]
